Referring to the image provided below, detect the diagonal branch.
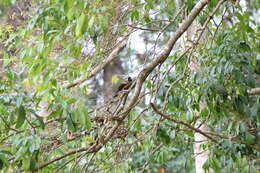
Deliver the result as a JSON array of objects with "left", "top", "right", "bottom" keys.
[
  {"left": 122, "top": 0, "right": 213, "bottom": 116},
  {"left": 150, "top": 103, "right": 217, "bottom": 142},
  {"left": 63, "top": 36, "right": 129, "bottom": 89},
  {"left": 35, "top": 143, "right": 102, "bottom": 171},
  {"left": 101, "top": 0, "right": 217, "bottom": 166}
]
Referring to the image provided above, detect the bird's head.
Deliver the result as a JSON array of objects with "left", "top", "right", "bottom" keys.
[{"left": 127, "top": 77, "right": 132, "bottom": 82}]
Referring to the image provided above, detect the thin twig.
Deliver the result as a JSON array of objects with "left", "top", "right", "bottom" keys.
[{"left": 126, "top": 24, "right": 160, "bottom": 31}]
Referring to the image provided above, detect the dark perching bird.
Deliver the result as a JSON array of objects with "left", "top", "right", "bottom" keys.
[{"left": 114, "top": 77, "right": 133, "bottom": 98}]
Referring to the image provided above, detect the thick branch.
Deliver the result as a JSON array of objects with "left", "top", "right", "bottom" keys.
[
  {"left": 109, "top": 0, "right": 217, "bottom": 162},
  {"left": 150, "top": 103, "right": 217, "bottom": 142},
  {"left": 122, "top": 0, "right": 212, "bottom": 116}
]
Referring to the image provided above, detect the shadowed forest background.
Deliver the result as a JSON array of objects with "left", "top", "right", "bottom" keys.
[{"left": 0, "top": 0, "right": 259, "bottom": 172}]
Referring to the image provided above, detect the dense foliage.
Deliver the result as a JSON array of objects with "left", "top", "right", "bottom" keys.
[{"left": 0, "top": 0, "right": 259, "bottom": 172}]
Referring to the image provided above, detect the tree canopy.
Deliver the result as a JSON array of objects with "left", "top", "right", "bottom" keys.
[{"left": 0, "top": 0, "right": 259, "bottom": 172}]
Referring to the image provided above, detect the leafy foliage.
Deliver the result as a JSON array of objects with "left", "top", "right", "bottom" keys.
[{"left": 0, "top": 0, "right": 259, "bottom": 172}]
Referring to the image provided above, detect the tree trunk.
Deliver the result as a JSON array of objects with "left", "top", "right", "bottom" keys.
[
  {"left": 194, "top": 123, "right": 212, "bottom": 173},
  {"left": 180, "top": 20, "right": 212, "bottom": 172},
  {"left": 102, "top": 1, "right": 125, "bottom": 102}
]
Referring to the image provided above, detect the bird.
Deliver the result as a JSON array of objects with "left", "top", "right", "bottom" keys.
[{"left": 114, "top": 77, "right": 133, "bottom": 98}]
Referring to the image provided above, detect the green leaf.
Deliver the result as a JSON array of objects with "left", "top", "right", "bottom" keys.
[
  {"left": 131, "top": 10, "right": 139, "bottom": 21},
  {"left": 214, "top": 84, "right": 228, "bottom": 96},
  {"left": 199, "top": 14, "right": 207, "bottom": 25},
  {"left": 85, "top": 136, "right": 96, "bottom": 143},
  {"left": 85, "top": 115, "right": 92, "bottom": 130},
  {"left": 208, "top": 0, "right": 217, "bottom": 9},
  {"left": 238, "top": 42, "right": 250, "bottom": 51},
  {"left": 67, "top": 8, "right": 75, "bottom": 20},
  {"left": 3, "top": 52, "right": 12, "bottom": 67},
  {"left": 202, "top": 159, "right": 210, "bottom": 171},
  {"left": 22, "top": 158, "right": 30, "bottom": 170},
  {"left": 144, "top": 3, "right": 153, "bottom": 11},
  {"left": 210, "top": 157, "right": 221, "bottom": 172},
  {"left": 81, "top": 108, "right": 92, "bottom": 129},
  {"left": 88, "top": 16, "right": 95, "bottom": 30},
  {"left": 187, "top": 0, "right": 196, "bottom": 11},
  {"left": 29, "top": 109, "right": 45, "bottom": 129},
  {"left": 99, "top": 15, "right": 108, "bottom": 30},
  {"left": 128, "top": 111, "right": 134, "bottom": 126},
  {"left": 111, "top": 75, "right": 119, "bottom": 84},
  {"left": 66, "top": 113, "right": 76, "bottom": 132},
  {"left": 134, "top": 116, "right": 141, "bottom": 131},
  {"left": 250, "top": 104, "right": 260, "bottom": 117},
  {"left": 143, "top": 15, "right": 151, "bottom": 23},
  {"left": 245, "top": 133, "right": 255, "bottom": 144},
  {"left": 30, "top": 158, "right": 36, "bottom": 171},
  {"left": 48, "top": 107, "right": 63, "bottom": 119},
  {"left": 0, "top": 154, "right": 9, "bottom": 170},
  {"left": 245, "top": 73, "right": 255, "bottom": 87},
  {"left": 16, "top": 105, "right": 26, "bottom": 128},
  {"left": 66, "top": 98, "right": 77, "bottom": 104},
  {"left": 200, "top": 108, "right": 209, "bottom": 117},
  {"left": 233, "top": 95, "right": 245, "bottom": 115},
  {"left": 156, "top": 128, "right": 170, "bottom": 145},
  {"left": 75, "top": 13, "right": 87, "bottom": 37},
  {"left": 50, "top": 79, "right": 57, "bottom": 87}
]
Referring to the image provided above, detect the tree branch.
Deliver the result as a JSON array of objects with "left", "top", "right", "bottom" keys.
[
  {"left": 35, "top": 144, "right": 102, "bottom": 171},
  {"left": 248, "top": 87, "right": 260, "bottom": 95},
  {"left": 122, "top": 0, "right": 212, "bottom": 116},
  {"left": 102, "top": 0, "right": 218, "bottom": 165},
  {"left": 63, "top": 36, "right": 129, "bottom": 89},
  {"left": 150, "top": 103, "right": 217, "bottom": 142}
]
